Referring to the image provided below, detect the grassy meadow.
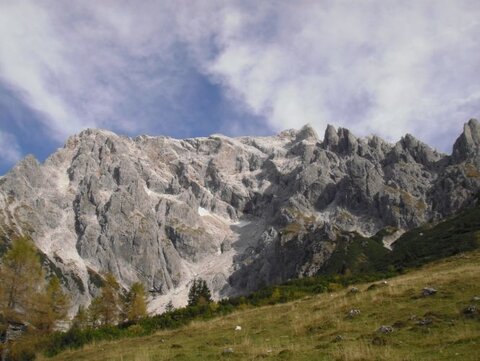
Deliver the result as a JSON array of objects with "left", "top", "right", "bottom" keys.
[{"left": 40, "top": 250, "right": 480, "bottom": 361}]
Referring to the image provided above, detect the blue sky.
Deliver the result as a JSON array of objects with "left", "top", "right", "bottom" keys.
[{"left": 1, "top": 0, "right": 479, "bottom": 174}]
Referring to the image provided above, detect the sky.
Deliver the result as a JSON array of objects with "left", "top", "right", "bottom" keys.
[{"left": 0, "top": 0, "right": 479, "bottom": 174}]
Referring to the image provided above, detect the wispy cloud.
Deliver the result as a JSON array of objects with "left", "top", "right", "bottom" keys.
[
  {"left": 0, "top": 1, "right": 190, "bottom": 139},
  {"left": 0, "top": 0, "right": 479, "bottom": 154},
  {"left": 0, "top": 130, "right": 22, "bottom": 165},
  {"left": 0, "top": 2, "right": 90, "bottom": 140}
]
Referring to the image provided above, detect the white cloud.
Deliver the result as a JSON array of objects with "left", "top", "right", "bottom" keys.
[
  {"left": 0, "top": 0, "right": 183, "bottom": 139},
  {"left": 0, "top": 2, "right": 90, "bottom": 140},
  {"left": 202, "top": 1, "right": 480, "bottom": 149},
  {"left": 0, "top": 1, "right": 479, "bottom": 151},
  {"left": 0, "top": 131, "right": 22, "bottom": 165}
]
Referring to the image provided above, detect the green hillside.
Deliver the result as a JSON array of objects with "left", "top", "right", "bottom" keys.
[
  {"left": 390, "top": 206, "right": 480, "bottom": 268},
  {"left": 40, "top": 249, "right": 480, "bottom": 361},
  {"left": 321, "top": 205, "right": 480, "bottom": 275}
]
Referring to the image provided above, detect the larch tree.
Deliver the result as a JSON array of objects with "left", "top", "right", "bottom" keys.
[
  {"left": 88, "top": 273, "right": 121, "bottom": 326},
  {"left": 123, "top": 282, "right": 147, "bottom": 322},
  {"left": 32, "top": 277, "right": 70, "bottom": 332},
  {"left": 0, "top": 237, "right": 44, "bottom": 323},
  {"left": 71, "top": 305, "right": 88, "bottom": 330},
  {"left": 86, "top": 296, "right": 103, "bottom": 328}
]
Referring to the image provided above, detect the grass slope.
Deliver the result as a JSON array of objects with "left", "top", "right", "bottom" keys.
[{"left": 41, "top": 250, "right": 480, "bottom": 361}]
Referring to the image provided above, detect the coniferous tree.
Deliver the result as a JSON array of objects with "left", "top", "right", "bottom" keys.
[
  {"left": 0, "top": 237, "right": 43, "bottom": 323},
  {"left": 0, "top": 237, "right": 43, "bottom": 361},
  {"left": 87, "top": 273, "right": 121, "bottom": 326},
  {"left": 122, "top": 282, "right": 147, "bottom": 322},
  {"left": 187, "top": 279, "right": 199, "bottom": 307},
  {"left": 71, "top": 305, "right": 88, "bottom": 330},
  {"left": 187, "top": 278, "right": 212, "bottom": 306},
  {"left": 87, "top": 296, "right": 103, "bottom": 328},
  {"left": 32, "top": 277, "right": 70, "bottom": 332},
  {"left": 198, "top": 279, "right": 212, "bottom": 305}
]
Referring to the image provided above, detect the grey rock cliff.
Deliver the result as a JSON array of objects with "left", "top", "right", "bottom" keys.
[
  {"left": 0, "top": 120, "right": 479, "bottom": 311},
  {"left": 453, "top": 119, "right": 480, "bottom": 162}
]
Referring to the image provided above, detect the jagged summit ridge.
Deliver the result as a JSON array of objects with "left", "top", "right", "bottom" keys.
[
  {"left": 453, "top": 118, "right": 480, "bottom": 161},
  {"left": 0, "top": 120, "right": 479, "bottom": 312}
]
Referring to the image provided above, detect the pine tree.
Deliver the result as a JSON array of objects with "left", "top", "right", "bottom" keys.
[
  {"left": 187, "top": 278, "right": 212, "bottom": 307},
  {"left": 123, "top": 282, "right": 147, "bottom": 322},
  {"left": 187, "top": 279, "right": 199, "bottom": 307},
  {"left": 198, "top": 279, "right": 212, "bottom": 305},
  {"left": 0, "top": 237, "right": 43, "bottom": 323}
]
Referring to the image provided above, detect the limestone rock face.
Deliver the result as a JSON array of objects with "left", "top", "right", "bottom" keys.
[{"left": 0, "top": 120, "right": 479, "bottom": 311}]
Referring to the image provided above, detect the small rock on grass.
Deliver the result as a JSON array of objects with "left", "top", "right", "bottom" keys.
[
  {"left": 347, "top": 309, "right": 361, "bottom": 318},
  {"left": 463, "top": 305, "right": 478, "bottom": 315},
  {"left": 377, "top": 325, "right": 394, "bottom": 334},
  {"left": 422, "top": 287, "right": 437, "bottom": 296},
  {"left": 417, "top": 318, "right": 433, "bottom": 326},
  {"left": 348, "top": 287, "right": 360, "bottom": 294}
]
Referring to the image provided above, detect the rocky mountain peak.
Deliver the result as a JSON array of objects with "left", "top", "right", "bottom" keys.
[
  {"left": 323, "top": 124, "right": 339, "bottom": 149},
  {"left": 322, "top": 125, "right": 358, "bottom": 154},
  {"left": 295, "top": 124, "right": 319, "bottom": 143},
  {"left": 453, "top": 118, "right": 480, "bottom": 161},
  {"left": 395, "top": 134, "right": 443, "bottom": 167}
]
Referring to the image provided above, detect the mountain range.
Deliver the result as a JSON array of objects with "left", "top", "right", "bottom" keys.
[{"left": 0, "top": 119, "right": 479, "bottom": 312}]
